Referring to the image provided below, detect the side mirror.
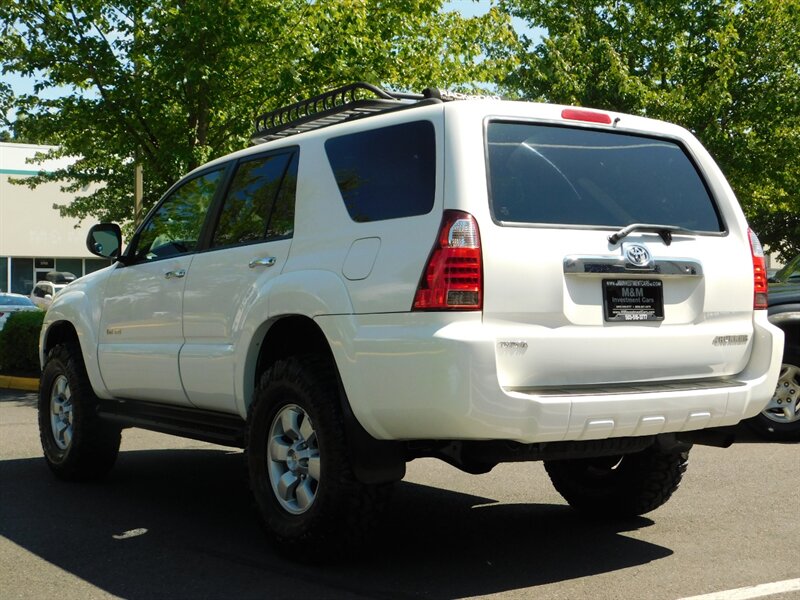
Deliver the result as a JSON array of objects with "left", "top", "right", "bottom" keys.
[{"left": 87, "top": 223, "right": 122, "bottom": 260}]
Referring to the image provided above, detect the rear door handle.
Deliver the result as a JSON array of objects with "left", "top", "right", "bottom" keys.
[
  {"left": 249, "top": 257, "right": 277, "bottom": 269},
  {"left": 164, "top": 269, "right": 186, "bottom": 279}
]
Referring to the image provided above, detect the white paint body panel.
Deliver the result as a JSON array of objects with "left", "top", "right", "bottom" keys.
[
  {"left": 98, "top": 258, "right": 193, "bottom": 405},
  {"left": 180, "top": 239, "right": 292, "bottom": 412},
  {"left": 318, "top": 310, "right": 782, "bottom": 442}
]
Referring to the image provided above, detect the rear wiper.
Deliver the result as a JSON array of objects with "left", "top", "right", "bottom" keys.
[{"left": 608, "top": 223, "right": 694, "bottom": 246}]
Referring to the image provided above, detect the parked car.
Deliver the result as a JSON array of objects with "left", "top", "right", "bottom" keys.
[
  {"left": 0, "top": 293, "right": 40, "bottom": 331},
  {"left": 30, "top": 272, "right": 77, "bottom": 310},
  {"left": 37, "top": 82, "right": 784, "bottom": 560},
  {"left": 748, "top": 253, "right": 800, "bottom": 439},
  {"left": 31, "top": 281, "right": 68, "bottom": 310}
]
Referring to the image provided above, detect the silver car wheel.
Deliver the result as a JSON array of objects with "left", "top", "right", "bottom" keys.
[
  {"left": 50, "top": 374, "right": 74, "bottom": 450},
  {"left": 267, "top": 404, "right": 320, "bottom": 515},
  {"left": 762, "top": 363, "right": 800, "bottom": 424}
]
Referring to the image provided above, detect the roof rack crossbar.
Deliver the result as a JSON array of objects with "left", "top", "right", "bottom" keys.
[{"left": 251, "top": 82, "right": 436, "bottom": 144}]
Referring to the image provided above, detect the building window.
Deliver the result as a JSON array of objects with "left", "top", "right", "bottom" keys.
[
  {"left": 11, "top": 257, "right": 34, "bottom": 295},
  {"left": 0, "top": 257, "right": 7, "bottom": 292},
  {"left": 55, "top": 258, "right": 83, "bottom": 277},
  {"left": 85, "top": 258, "right": 112, "bottom": 274}
]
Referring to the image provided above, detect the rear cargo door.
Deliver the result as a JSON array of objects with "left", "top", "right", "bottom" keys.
[{"left": 481, "top": 121, "right": 755, "bottom": 389}]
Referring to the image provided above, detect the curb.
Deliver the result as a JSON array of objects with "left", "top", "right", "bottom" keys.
[{"left": 0, "top": 375, "right": 40, "bottom": 392}]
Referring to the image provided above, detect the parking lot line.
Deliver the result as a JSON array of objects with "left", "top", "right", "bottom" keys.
[{"left": 678, "top": 578, "right": 800, "bottom": 600}]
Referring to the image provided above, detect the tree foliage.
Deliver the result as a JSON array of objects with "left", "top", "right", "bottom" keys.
[
  {"left": 0, "top": 0, "right": 518, "bottom": 227},
  {"left": 502, "top": 0, "right": 800, "bottom": 259}
]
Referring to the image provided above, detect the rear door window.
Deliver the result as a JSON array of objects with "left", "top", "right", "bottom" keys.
[
  {"left": 325, "top": 120, "right": 435, "bottom": 222},
  {"left": 486, "top": 122, "right": 723, "bottom": 232},
  {"left": 211, "top": 150, "right": 298, "bottom": 248}
]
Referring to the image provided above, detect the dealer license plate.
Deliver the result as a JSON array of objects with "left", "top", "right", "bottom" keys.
[{"left": 603, "top": 279, "right": 664, "bottom": 322}]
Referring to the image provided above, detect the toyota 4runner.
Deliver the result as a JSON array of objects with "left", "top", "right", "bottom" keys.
[{"left": 38, "top": 83, "right": 784, "bottom": 559}]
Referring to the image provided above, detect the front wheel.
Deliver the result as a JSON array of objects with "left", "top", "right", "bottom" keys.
[
  {"left": 544, "top": 445, "right": 689, "bottom": 517},
  {"left": 38, "top": 343, "right": 121, "bottom": 481},
  {"left": 247, "top": 355, "right": 390, "bottom": 561}
]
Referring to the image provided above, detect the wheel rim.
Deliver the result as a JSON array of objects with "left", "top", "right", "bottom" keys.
[
  {"left": 762, "top": 363, "right": 800, "bottom": 424},
  {"left": 267, "top": 404, "right": 320, "bottom": 515},
  {"left": 49, "top": 375, "right": 74, "bottom": 450}
]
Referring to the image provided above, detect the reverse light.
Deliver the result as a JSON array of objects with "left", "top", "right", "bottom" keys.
[
  {"left": 561, "top": 108, "right": 613, "bottom": 125},
  {"left": 413, "top": 210, "right": 482, "bottom": 310},
  {"left": 748, "top": 228, "right": 768, "bottom": 310}
]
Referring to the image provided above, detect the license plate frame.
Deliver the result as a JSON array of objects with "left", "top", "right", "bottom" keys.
[{"left": 602, "top": 279, "right": 664, "bottom": 322}]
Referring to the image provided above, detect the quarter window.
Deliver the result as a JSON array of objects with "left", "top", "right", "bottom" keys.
[
  {"left": 212, "top": 151, "right": 297, "bottom": 248},
  {"left": 132, "top": 169, "right": 223, "bottom": 261},
  {"left": 325, "top": 121, "right": 436, "bottom": 222}
]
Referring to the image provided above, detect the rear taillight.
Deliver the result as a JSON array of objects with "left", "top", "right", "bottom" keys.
[
  {"left": 748, "top": 228, "right": 768, "bottom": 310},
  {"left": 413, "top": 210, "right": 482, "bottom": 310}
]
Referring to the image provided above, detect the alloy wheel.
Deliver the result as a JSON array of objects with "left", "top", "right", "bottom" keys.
[
  {"left": 50, "top": 374, "right": 74, "bottom": 450},
  {"left": 267, "top": 404, "right": 320, "bottom": 514}
]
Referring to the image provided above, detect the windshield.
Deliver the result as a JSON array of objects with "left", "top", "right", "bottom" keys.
[{"left": 486, "top": 122, "right": 724, "bottom": 231}]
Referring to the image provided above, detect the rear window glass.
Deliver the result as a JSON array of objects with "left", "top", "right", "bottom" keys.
[
  {"left": 486, "top": 122, "right": 723, "bottom": 231},
  {"left": 1, "top": 295, "right": 35, "bottom": 306},
  {"left": 325, "top": 121, "right": 435, "bottom": 222}
]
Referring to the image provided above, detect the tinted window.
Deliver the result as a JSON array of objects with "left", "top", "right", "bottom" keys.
[
  {"left": 325, "top": 121, "right": 435, "bottom": 222},
  {"left": 486, "top": 123, "right": 723, "bottom": 231},
  {"left": 212, "top": 151, "right": 297, "bottom": 248},
  {"left": 132, "top": 169, "right": 223, "bottom": 261}
]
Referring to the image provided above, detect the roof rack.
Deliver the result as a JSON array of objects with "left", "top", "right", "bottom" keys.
[{"left": 251, "top": 82, "right": 452, "bottom": 144}]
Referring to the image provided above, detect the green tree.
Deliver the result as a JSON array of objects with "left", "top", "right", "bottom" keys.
[
  {"left": 0, "top": 0, "right": 517, "bottom": 227},
  {"left": 502, "top": 0, "right": 800, "bottom": 259}
]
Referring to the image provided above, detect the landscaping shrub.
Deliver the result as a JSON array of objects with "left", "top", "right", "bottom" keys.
[{"left": 0, "top": 310, "right": 45, "bottom": 375}]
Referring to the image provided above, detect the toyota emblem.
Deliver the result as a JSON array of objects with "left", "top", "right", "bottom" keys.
[{"left": 624, "top": 244, "right": 651, "bottom": 267}]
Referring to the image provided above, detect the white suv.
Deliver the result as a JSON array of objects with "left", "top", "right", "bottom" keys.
[{"left": 38, "top": 83, "right": 784, "bottom": 559}]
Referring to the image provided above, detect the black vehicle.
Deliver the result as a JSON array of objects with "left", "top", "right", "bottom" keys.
[{"left": 748, "top": 255, "right": 800, "bottom": 439}]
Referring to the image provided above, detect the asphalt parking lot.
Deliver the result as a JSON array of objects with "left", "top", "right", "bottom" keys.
[{"left": 1, "top": 388, "right": 798, "bottom": 600}]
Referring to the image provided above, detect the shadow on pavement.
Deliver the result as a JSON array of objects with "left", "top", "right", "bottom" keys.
[{"left": 1, "top": 446, "right": 672, "bottom": 600}]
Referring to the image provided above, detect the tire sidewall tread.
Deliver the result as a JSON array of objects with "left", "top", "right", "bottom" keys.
[
  {"left": 38, "top": 342, "right": 120, "bottom": 481},
  {"left": 246, "top": 354, "right": 389, "bottom": 561},
  {"left": 544, "top": 446, "right": 690, "bottom": 517}
]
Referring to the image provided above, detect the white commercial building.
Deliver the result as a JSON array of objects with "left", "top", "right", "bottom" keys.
[{"left": 0, "top": 142, "right": 111, "bottom": 294}]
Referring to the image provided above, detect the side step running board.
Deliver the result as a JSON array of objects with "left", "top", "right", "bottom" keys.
[{"left": 96, "top": 400, "right": 247, "bottom": 448}]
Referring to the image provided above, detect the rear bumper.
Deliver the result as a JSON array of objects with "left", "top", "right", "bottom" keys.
[{"left": 317, "top": 311, "right": 784, "bottom": 444}]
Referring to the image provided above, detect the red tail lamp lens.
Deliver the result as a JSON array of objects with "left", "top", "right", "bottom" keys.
[{"left": 413, "top": 211, "right": 482, "bottom": 310}]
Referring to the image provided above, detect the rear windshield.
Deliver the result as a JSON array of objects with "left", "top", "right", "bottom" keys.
[
  {"left": 486, "top": 122, "right": 723, "bottom": 231},
  {"left": 0, "top": 296, "right": 34, "bottom": 306}
]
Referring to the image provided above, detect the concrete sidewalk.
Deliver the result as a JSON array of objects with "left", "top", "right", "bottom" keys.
[{"left": 0, "top": 375, "right": 39, "bottom": 392}]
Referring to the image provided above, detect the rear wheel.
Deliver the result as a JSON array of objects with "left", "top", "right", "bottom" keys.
[
  {"left": 544, "top": 445, "right": 689, "bottom": 516},
  {"left": 38, "top": 343, "right": 121, "bottom": 480},
  {"left": 247, "top": 355, "right": 390, "bottom": 561},
  {"left": 747, "top": 352, "right": 800, "bottom": 441}
]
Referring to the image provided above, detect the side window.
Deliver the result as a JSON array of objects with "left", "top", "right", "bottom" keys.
[
  {"left": 132, "top": 169, "right": 223, "bottom": 261},
  {"left": 324, "top": 121, "right": 436, "bottom": 222},
  {"left": 211, "top": 151, "right": 298, "bottom": 248}
]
